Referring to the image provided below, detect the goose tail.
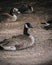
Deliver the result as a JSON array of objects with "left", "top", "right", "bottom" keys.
[{"left": 1, "top": 46, "right": 16, "bottom": 51}]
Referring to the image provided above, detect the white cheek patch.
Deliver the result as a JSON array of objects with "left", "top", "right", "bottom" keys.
[
  {"left": 13, "top": 8, "right": 18, "bottom": 12},
  {"left": 31, "top": 7, "right": 33, "bottom": 12},
  {"left": 25, "top": 24, "right": 29, "bottom": 28},
  {"left": 17, "top": 11, "right": 21, "bottom": 14},
  {"left": 45, "top": 23, "right": 50, "bottom": 26}
]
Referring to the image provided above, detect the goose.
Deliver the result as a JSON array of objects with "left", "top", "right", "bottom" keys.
[
  {"left": 0, "top": 23, "right": 35, "bottom": 50},
  {"left": 17, "top": 4, "right": 34, "bottom": 14},
  {"left": 41, "top": 20, "right": 52, "bottom": 30},
  {"left": 0, "top": 8, "right": 19, "bottom": 23}
]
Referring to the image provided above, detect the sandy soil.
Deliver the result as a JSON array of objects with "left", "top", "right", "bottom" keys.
[{"left": 0, "top": 12, "right": 52, "bottom": 65}]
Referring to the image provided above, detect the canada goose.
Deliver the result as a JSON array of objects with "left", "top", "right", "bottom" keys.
[
  {"left": 17, "top": 4, "right": 34, "bottom": 14},
  {"left": 41, "top": 20, "right": 52, "bottom": 30},
  {"left": 0, "top": 8, "right": 18, "bottom": 23},
  {"left": 0, "top": 23, "right": 35, "bottom": 50}
]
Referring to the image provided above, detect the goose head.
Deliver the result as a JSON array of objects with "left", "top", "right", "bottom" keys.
[
  {"left": 41, "top": 20, "right": 52, "bottom": 30},
  {"left": 13, "top": 8, "right": 20, "bottom": 14},
  {"left": 23, "top": 23, "right": 33, "bottom": 36},
  {"left": 9, "top": 8, "right": 19, "bottom": 21},
  {"left": 44, "top": 22, "right": 50, "bottom": 26},
  {"left": 9, "top": 8, "right": 19, "bottom": 16},
  {"left": 44, "top": 20, "right": 52, "bottom": 30},
  {"left": 41, "top": 20, "right": 52, "bottom": 26}
]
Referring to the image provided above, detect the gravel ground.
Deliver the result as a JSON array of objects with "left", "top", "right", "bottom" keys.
[{"left": 0, "top": 13, "right": 52, "bottom": 65}]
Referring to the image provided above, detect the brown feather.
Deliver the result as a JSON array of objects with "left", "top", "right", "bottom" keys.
[{"left": 2, "top": 35, "right": 32, "bottom": 49}]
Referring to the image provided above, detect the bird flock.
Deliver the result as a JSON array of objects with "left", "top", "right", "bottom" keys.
[{"left": 0, "top": 4, "right": 52, "bottom": 51}]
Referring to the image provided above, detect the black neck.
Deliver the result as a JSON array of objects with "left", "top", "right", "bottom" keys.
[
  {"left": 23, "top": 26, "right": 30, "bottom": 36},
  {"left": 9, "top": 9, "right": 13, "bottom": 16}
]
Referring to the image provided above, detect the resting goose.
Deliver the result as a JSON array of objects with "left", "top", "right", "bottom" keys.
[
  {"left": 17, "top": 4, "right": 34, "bottom": 14},
  {"left": 41, "top": 20, "right": 52, "bottom": 30},
  {"left": 0, "top": 23, "right": 35, "bottom": 50},
  {"left": 0, "top": 8, "right": 18, "bottom": 23}
]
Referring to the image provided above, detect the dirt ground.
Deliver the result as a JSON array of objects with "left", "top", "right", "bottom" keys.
[{"left": 0, "top": 8, "right": 52, "bottom": 65}]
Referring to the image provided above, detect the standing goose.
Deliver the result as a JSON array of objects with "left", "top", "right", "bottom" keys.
[
  {"left": 0, "top": 8, "right": 18, "bottom": 23},
  {"left": 0, "top": 23, "right": 35, "bottom": 50}
]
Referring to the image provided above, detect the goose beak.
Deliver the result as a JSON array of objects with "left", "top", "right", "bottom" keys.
[{"left": 30, "top": 25, "right": 33, "bottom": 28}]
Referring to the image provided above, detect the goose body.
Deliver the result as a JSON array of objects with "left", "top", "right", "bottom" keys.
[
  {"left": 0, "top": 23, "right": 35, "bottom": 50},
  {"left": 0, "top": 8, "right": 18, "bottom": 23},
  {"left": 17, "top": 4, "right": 34, "bottom": 14}
]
